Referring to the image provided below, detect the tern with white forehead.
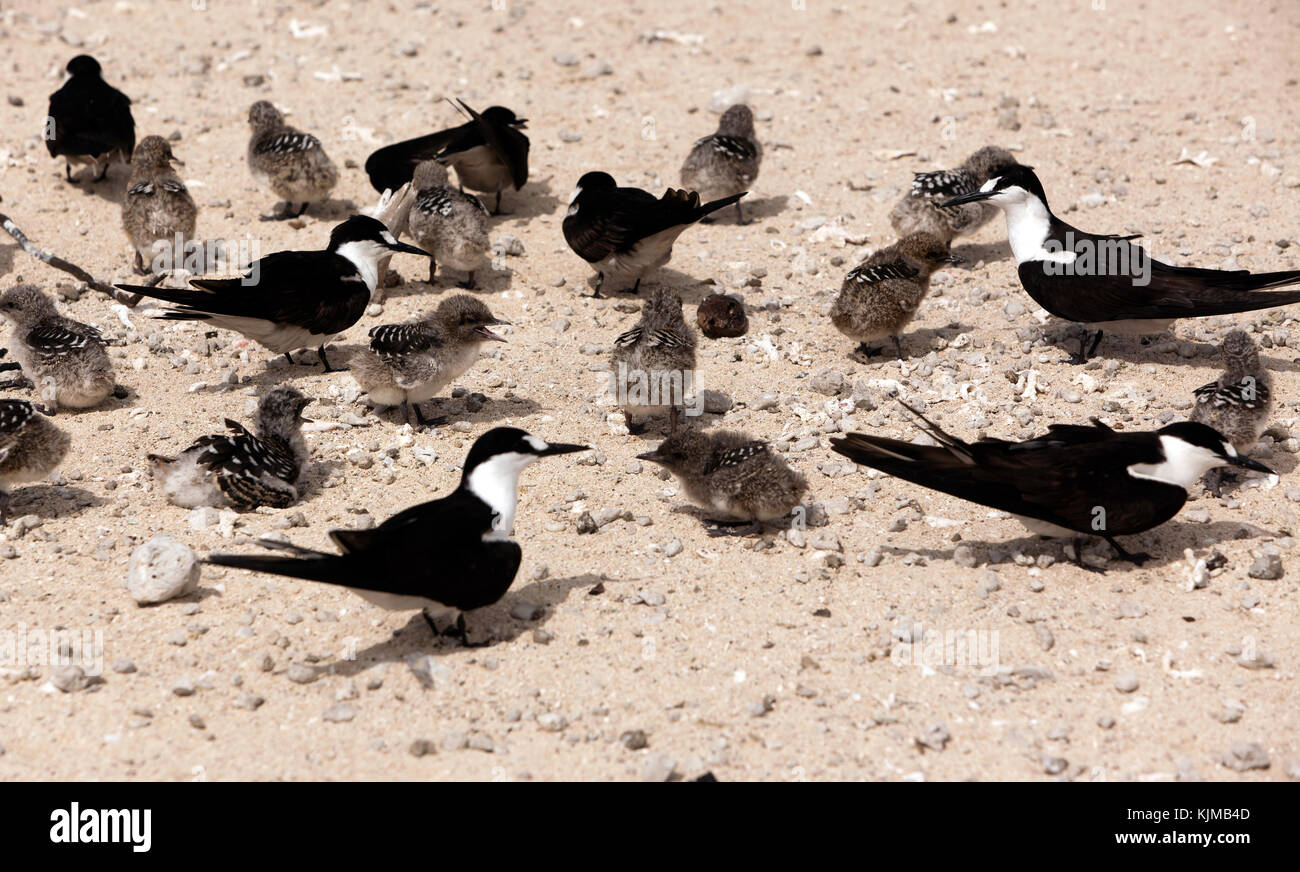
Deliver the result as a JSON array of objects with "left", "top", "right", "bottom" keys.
[
  {"left": 941, "top": 165, "right": 1300, "bottom": 362},
  {"left": 117, "top": 215, "right": 430, "bottom": 372},
  {"left": 207, "top": 428, "right": 588, "bottom": 646},
  {"left": 832, "top": 401, "right": 1273, "bottom": 569}
]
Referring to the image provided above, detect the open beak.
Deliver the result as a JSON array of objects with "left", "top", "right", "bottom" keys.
[
  {"left": 514, "top": 119, "right": 529, "bottom": 128},
  {"left": 170, "top": 156, "right": 186, "bottom": 166},
  {"left": 297, "top": 398, "right": 315, "bottom": 421},
  {"left": 1231, "top": 454, "right": 1274, "bottom": 475},
  {"left": 938, "top": 190, "right": 995, "bottom": 208},
  {"left": 387, "top": 240, "right": 431, "bottom": 257},
  {"left": 476, "top": 324, "right": 508, "bottom": 342},
  {"left": 539, "top": 441, "right": 589, "bottom": 457}
]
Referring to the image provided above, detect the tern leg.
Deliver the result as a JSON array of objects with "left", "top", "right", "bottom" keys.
[
  {"left": 447, "top": 614, "right": 488, "bottom": 648},
  {"left": 669, "top": 406, "right": 680, "bottom": 433},
  {"left": 0, "top": 491, "right": 8, "bottom": 526},
  {"left": 316, "top": 345, "right": 347, "bottom": 373},
  {"left": 617, "top": 278, "right": 642, "bottom": 295},
  {"left": 64, "top": 163, "right": 74, "bottom": 183},
  {"left": 459, "top": 270, "right": 476, "bottom": 290},
  {"left": 892, "top": 336, "right": 906, "bottom": 360},
  {"left": 427, "top": 259, "right": 438, "bottom": 285},
  {"left": 411, "top": 403, "right": 445, "bottom": 428},
  {"left": 283, "top": 352, "right": 297, "bottom": 367},
  {"left": 421, "top": 609, "right": 441, "bottom": 639},
  {"left": 582, "top": 272, "right": 607, "bottom": 299},
  {"left": 93, "top": 161, "right": 108, "bottom": 182},
  {"left": 735, "top": 201, "right": 748, "bottom": 225},
  {"left": 1104, "top": 536, "right": 1150, "bottom": 567},
  {"left": 1070, "top": 328, "right": 1104, "bottom": 364},
  {"left": 133, "top": 251, "right": 148, "bottom": 276},
  {"left": 294, "top": 202, "right": 309, "bottom": 218}
]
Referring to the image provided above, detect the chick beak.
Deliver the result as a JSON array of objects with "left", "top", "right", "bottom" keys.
[{"left": 476, "top": 323, "right": 508, "bottom": 342}]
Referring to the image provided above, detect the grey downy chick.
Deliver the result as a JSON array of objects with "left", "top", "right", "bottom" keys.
[
  {"left": 122, "top": 135, "right": 198, "bottom": 275},
  {"left": 148, "top": 387, "right": 313, "bottom": 511},
  {"left": 0, "top": 285, "right": 117, "bottom": 412},
  {"left": 0, "top": 399, "right": 71, "bottom": 525},
  {"left": 351, "top": 295, "right": 508, "bottom": 427},
  {"left": 638, "top": 428, "right": 808, "bottom": 531},
  {"left": 1191, "top": 330, "right": 1273, "bottom": 494},
  {"left": 889, "top": 146, "right": 1019, "bottom": 244},
  {"left": 830, "top": 232, "right": 958, "bottom": 360},
  {"left": 246, "top": 100, "right": 339, "bottom": 221},
  {"left": 408, "top": 160, "right": 491, "bottom": 288},
  {"left": 680, "top": 104, "right": 761, "bottom": 225},
  {"left": 611, "top": 287, "right": 697, "bottom": 433}
]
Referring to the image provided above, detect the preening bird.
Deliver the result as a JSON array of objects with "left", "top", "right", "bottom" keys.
[
  {"left": 563, "top": 171, "right": 745, "bottom": 297},
  {"left": 45, "top": 54, "right": 135, "bottom": 184}
]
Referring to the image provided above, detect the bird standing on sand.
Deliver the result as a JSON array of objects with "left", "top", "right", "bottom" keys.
[
  {"left": 117, "top": 215, "right": 430, "bottom": 373},
  {"left": 939, "top": 164, "right": 1300, "bottom": 362},
  {"left": 149, "top": 387, "right": 313, "bottom": 510},
  {"left": 45, "top": 55, "right": 135, "bottom": 184},
  {"left": 563, "top": 171, "right": 745, "bottom": 297},
  {"left": 830, "top": 401, "right": 1272, "bottom": 567},
  {"left": 122, "top": 135, "right": 197, "bottom": 275},
  {"left": 680, "top": 104, "right": 761, "bottom": 225},
  {"left": 638, "top": 428, "right": 807, "bottom": 532},
  {"left": 889, "top": 146, "right": 1018, "bottom": 244},
  {"left": 0, "top": 285, "right": 117, "bottom": 412},
  {"left": 246, "top": 100, "right": 339, "bottom": 221},
  {"left": 0, "top": 400, "right": 71, "bottom": 525},
  {"left": 207, "top": 428, "right": 588, "bottom": 646},
  {"left": 611, "top": 288, "right": 697, "bottom": 433},
  {"left": 365, "top": 101, "right": 529, "bottom": 214},
  {"left": 1191, "top": 330, "right": 1273, "bottom": 452},
  {"left": 830, "top": 232, "right": 958, "bottom": 361},
  {"left": 351, "top": 295, "right": 508, "bottom": 427},
  {"left": 408, "top": 160, "right": 491, "bottom": 289}
]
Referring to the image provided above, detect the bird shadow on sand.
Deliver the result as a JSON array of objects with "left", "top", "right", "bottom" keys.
[
  {"left": 576, "top": 268, "right": 721, "bottom": 306},
  {"left": 496, "top": 176, "right": 561, "bottom": 222},
  {"left": 898, "top": 517, "right": 1275, "bottom": 572},
  {"left": 323, "top": 572, "right": 604, "bottom": 674},
  {"left": 64, "top": 167, "right": 129, "bottom": 206},
  {"left": 381, "top": 265, "right": 516, "bottom": 301},
  {"left": 953, "top": 240, "right": 1013, "bottom": 265},
  {"left": 841, "top": 322, "right": 976, "bottom": 363},
  {"left": 0, "top": 242, "right": 17, "bottom": 276},
  {"left": 5, "top": 484, "right": 103, "bottom": 521},
  {"left": 299, "top": 198, "right": 360, "bottom": 222},
  {"left": 701, "top": 194, "right": 789, "bottom": 226},
  {"left": 1038, "top": 325, "right": 1300, "bottom": 373}
]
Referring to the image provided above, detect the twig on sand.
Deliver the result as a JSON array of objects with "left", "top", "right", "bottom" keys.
[{"left": 0, "top": 199, "right": 150, "bottom": 306}]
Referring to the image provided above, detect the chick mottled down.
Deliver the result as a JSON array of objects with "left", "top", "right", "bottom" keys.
[
  {"left": 246, "top": 100, "right": 338, "bottom": 218},
  {"left": 408, "top": 160, "right": 491, "bottom": 288},
  {"left": 351, "top": 295, "right": 507, "bottom": 425},
  {"left": 0, "top": 285, "right": 117, "bottom": 411},
  {"left": 149, "top": 387, "right": 312, "bottom": 510},
  {"left": 611, "top": 288, "right": 697, "bottom": 429},
  {"left": 889, "top": 146, "right": 1019, "bottom": 244},
  {"left": 1191, "top": 330, "right": 1273, "bottom": 452},
  {"left": 830, "top": 233, "right": 956, "bottom": 359},
  {"left": 639, "top": 428, "right": 807, "bottom": 523},
  {"left": 680, "top": 104, "right": 761, "bottom": 225},
  {"left": 122, "top": 135, "right": 198, "bottom": 274},
  {"left": 0, "top": 399, "right": 71, "bottom": 524}
]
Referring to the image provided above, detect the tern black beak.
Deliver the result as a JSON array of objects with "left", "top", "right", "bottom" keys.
[
  {"left": 388, "top": 240, "right": 431, "bottom": 257},
  {"left": 539, "top": 442, "right": 588, "bottom": 457},
  {"left": 938, "top": 190, "right": 995, "bottom": 209},
  {"left": 1230, "top": 454, "right": 1274, "bottom": 475},
  {"left": 635, "top": 450, "right": 664, "bottom": 464}
]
